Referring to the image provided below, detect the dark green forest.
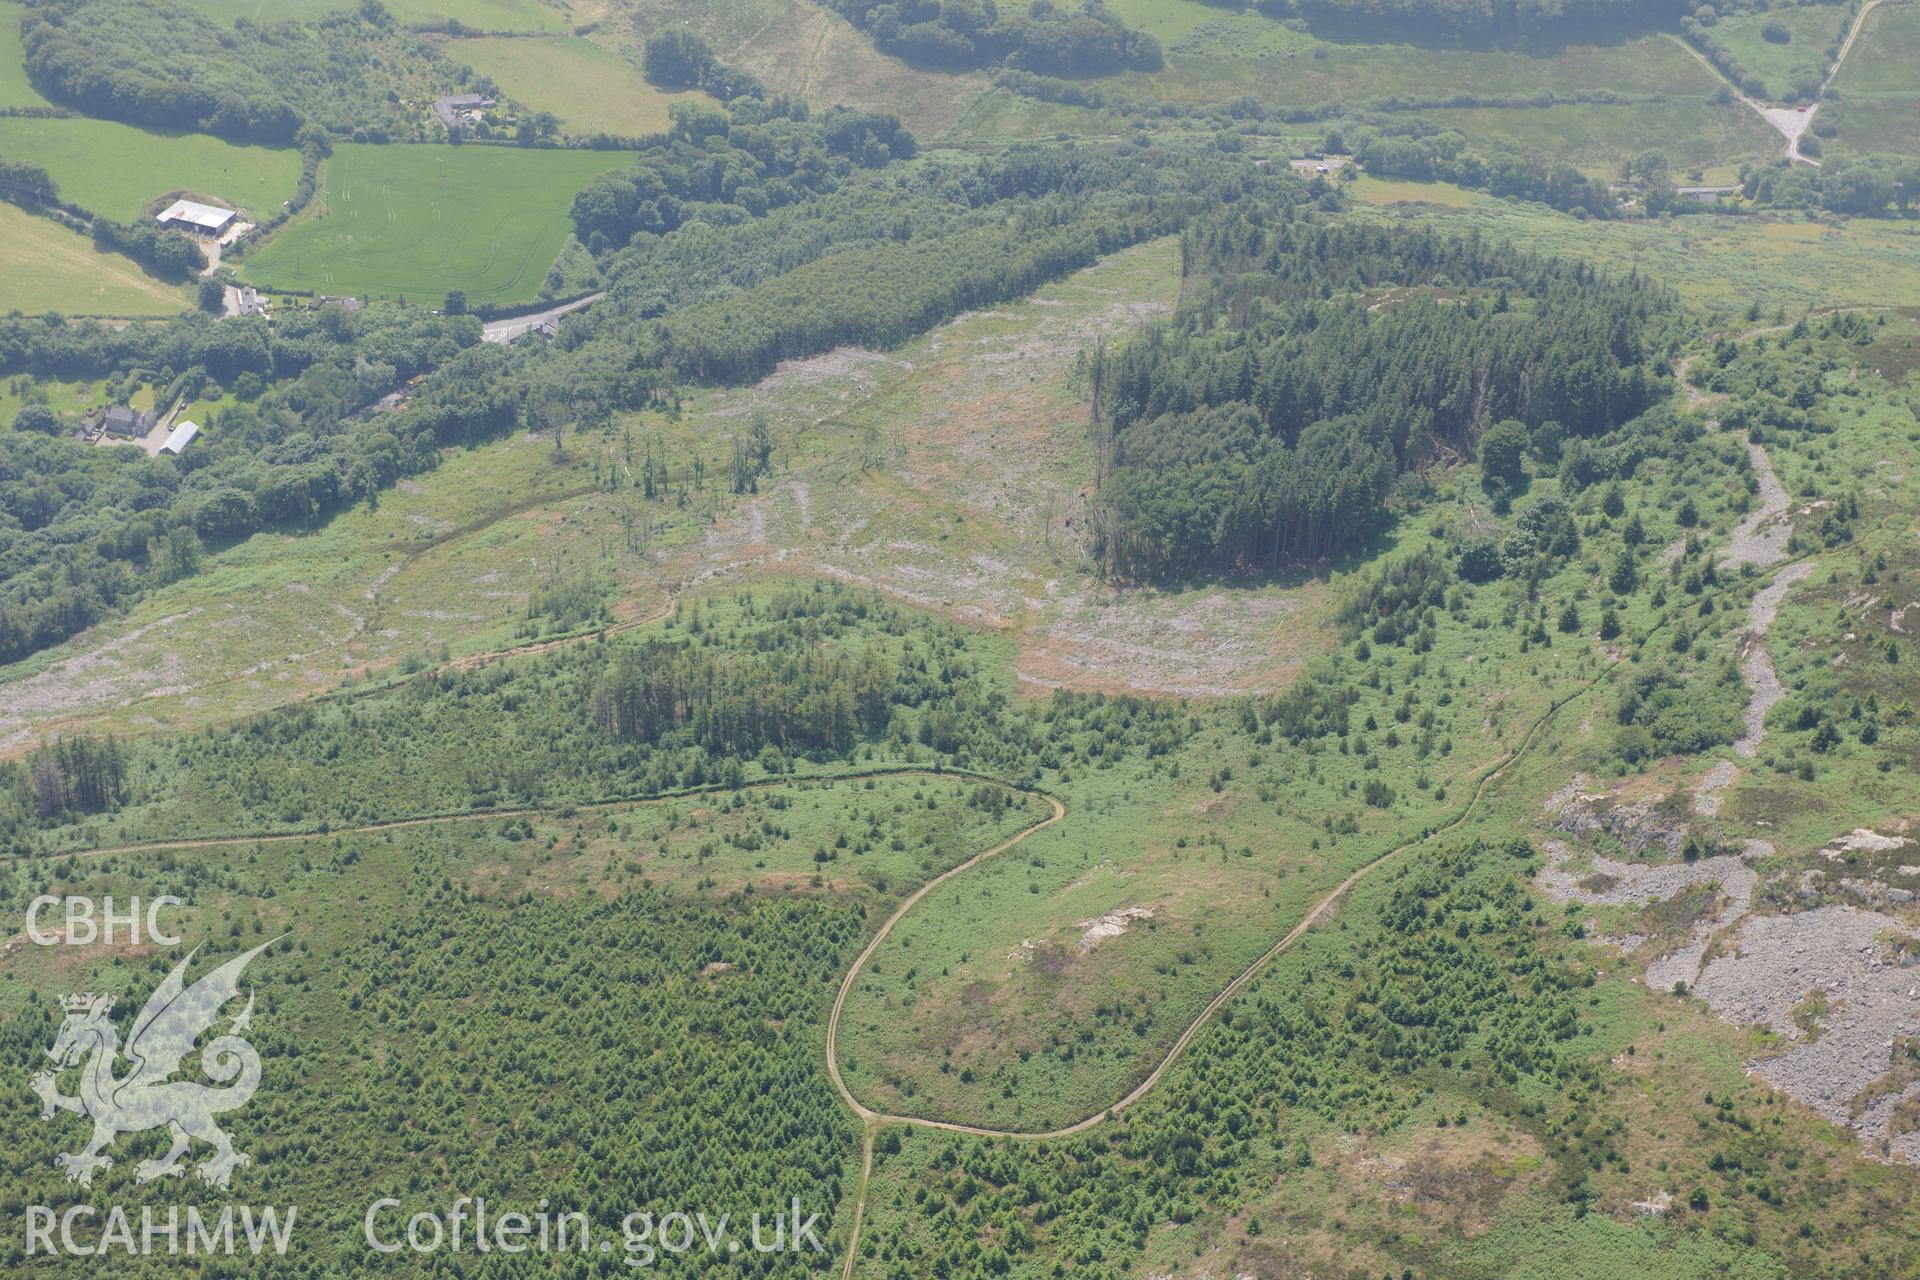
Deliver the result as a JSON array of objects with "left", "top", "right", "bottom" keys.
[{"left": 1090, "top": 216, "right": 1675, "bottom": 578}]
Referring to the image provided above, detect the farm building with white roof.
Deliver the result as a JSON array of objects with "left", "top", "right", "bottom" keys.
[
  {"left": 155, "top": 199, "right": 236, "bottom": 235},
  {"left": 158, "top": 421, "right": 199, "bottom": 455}
]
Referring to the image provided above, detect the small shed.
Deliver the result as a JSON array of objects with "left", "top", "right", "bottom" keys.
[{"left": 158, "top": 421, "right": 199, "bottom": 455}]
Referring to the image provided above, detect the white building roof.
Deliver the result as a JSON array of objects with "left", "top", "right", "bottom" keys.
[
  {"left": 158, "top": 421, "right": 200, "bottom": 454},
  {"left": 156, "top": 200, "right": 236, "bottom": 231}
]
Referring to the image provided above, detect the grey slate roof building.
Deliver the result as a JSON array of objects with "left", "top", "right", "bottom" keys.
[
  {"left": 101, "top": 405, "right": 154, "bottom": 437},
  {"left": 432, "top": 93, "right": 497, "bottom": 130}
]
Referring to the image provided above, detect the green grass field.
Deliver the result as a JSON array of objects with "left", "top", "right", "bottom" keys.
[
  {"left": 450, "top": 35, "right": 703, "bottom": 137},
  {"left": 239, "top": 142, "right": 632, "bottom": 306},
  {"left": 1418, "top": 97, "right": 1781, "bottom": 181},
  {"left": 1115, "top": 29, "right": 1721, "bottom": 106},
  {"left": 0, "top": 117, "right": 300, "bottom": 220},
  {"left": 1827, "top": 0, "right": 1920, "bottom": 157},
  {"left": 1711, "top": 2, "right": 1848, "bottom": 99},
  {"left": 1352, "top": 178, "right": 1920, "bottom": 311},
  {"left": 1833, "top": 0, "right": 1920, "bottom": 95},
  {"left": 0, "top": 1, "right": 50, "bottom": 109},
  {"left": 0, "top": 202, "right": 191, "bottom": 315},
  {"left": 178, "top": 0, "right": 565, "bottom": 31}
]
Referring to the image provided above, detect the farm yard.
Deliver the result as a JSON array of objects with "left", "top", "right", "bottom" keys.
[
  {"left": 238, "top": 142, "right": 630, "bottom": 306},
  {"left": 0, "top": 117, "right": 300, "bottom": 221}
]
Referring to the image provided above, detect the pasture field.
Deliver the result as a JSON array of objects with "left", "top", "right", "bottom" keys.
[
  {"left": 1831, "top": 0, "right": 1920, "bottom": 95},
  {"left": 1417, "top": 98, "right": 1780, "bottom": 181},
  {"left": 1709, "top": 1, "right": 1849, "bottom": 98},
  {"left": 1113, "top": 29, "right": 1720, "bottom": 107},
  {"left": 0, "top": 0, "right": 49, "bottom": 108},
  {"left": 449, "top": 35, "right": 703, "bottom": 136},
  {"left": 1350, "top": 174, "right": 1480, "bottom": 206},
  {"left": 623, "top": 0, "right": 995, "bottom": 142},
  {"left": 1352, "top": 181, "right": 1920, "bottom": 311},
  {"left": 942, "top": 85, "right": 1121, "bottom": 143},
  {"left": 238, "top": 143, "right": 632, "bottom": 306},
  {"left": 0, "top": 117, "right": 300, "bottom": 220},
  {"left": 1001, "top": 0, "right": 1307, "bottom": 57},
  {"left": 0, "top": 201, "right": 191, "bottom": 315},
  {"left": 178, "top": 0, "right": 566, "bottom": 31},
  {"left": 1827, "top": 0, "right": 1920, "bottom": 157}
]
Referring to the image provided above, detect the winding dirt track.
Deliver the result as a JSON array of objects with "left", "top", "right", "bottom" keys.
[{"left": 824, "top": 647, "right": 1632, "bottom": 1275}]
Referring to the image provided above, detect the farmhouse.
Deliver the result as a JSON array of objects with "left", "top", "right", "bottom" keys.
[
  {"left": 99, "top": 404, "right": 155, "bottom": 437},
  {"left": 432, "top": 93, "right": 496, "bottom": 130},
  {"left": 158, "top": 420, "right": 199, "bottom": 455},
  {"left": 156, "top": 199, "right": 237, "bottom": 236}
]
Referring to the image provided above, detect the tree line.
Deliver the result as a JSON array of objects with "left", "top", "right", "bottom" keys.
[
  {"left": 1329, "top": 121, "right": 1620, "bottom": 219},
  {"left": 20, "top": 0, "right": 458, "bottom": 143},
  {"left": 640, "top": 29, "right": 767, "bottom": 102},
  {"left": 823, "top": 0, "right": 1162, "bottom": 75},
  {"left": 568, "top": 100, "right": 916, "bottom": 253}
]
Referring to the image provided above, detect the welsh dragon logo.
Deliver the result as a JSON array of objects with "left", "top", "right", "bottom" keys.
[{"left": 29, "top": 939, "right": 274, "bottom": 1189}]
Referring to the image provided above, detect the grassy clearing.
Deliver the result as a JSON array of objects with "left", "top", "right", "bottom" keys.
[
  {"left": 1417, "top": 98, "right": 1780, "bottom": 182},
  {"left": 1115, "top": 31, "right": 1718, "bottom": 107},
  {"left": 0, "top": 0, "right": 49, "bottom": 108},
  {"left": 239, "top": 142, "right": 631, "bottom": 305},
  {"left": 0, "top": 433, "right": 614, "bottom": 750},
  {"left": 0, "top": 202, "right": 190, "bottom": 315},
  {"left": 449, "top": 35, "right": 703, "bottom": 136},
  {"left": 1351, "top": 184, "right": 1920, "bottom": 312},
  {"left": 944, "top": 87, "right": 1122, "bottom": 144},
  {"left": 1827, "top": 0, "right": 1920, "bottom": 157},
  {"left": 1352, "top": 174, "right": 1479, "bottom": 206},
  {"left": 179, "top": 0, "right": 565, "bottom": 31},
  {"left": 0, "top": 117, "right": 300, "bottom": 221},
  {"left": 1002, "top": 0, "right": 1306, "bottom": 57},
  {"left": 1828, "top": 94, "right": 1920, "bottom": 156},
  {"left": 629, "top": 0, "right": 994, "bottom": 143},
  {"left": 1832, "top": 0, "right": 1920, "bottom": 96},
  {"left": 1711, "top": 2, "right": 1849, "bottom": 98}
]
